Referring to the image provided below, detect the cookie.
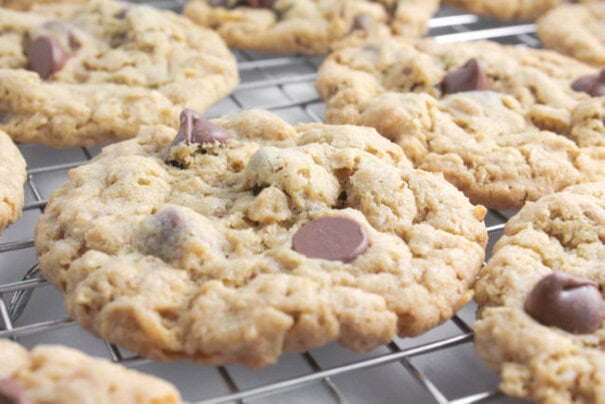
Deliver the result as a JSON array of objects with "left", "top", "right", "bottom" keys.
[
  {"left": 0, "top": 130, "right": 26, "bottom": 235},
  {"left": 0, "top": 0, "right": 238, "bottom": 148},
  {"left": 538, "top": 2, "right": 605, "bottom": 66},
  {"left": 0, "top": 0, "right": 85, "bottom": 11},
  {"left": 443, "top": 0, "right": 594, "bottom": 21},
  {"left": 474, "top": 182, "right": 605, "bottom": 403},
  {"left": 316, "top": 38, "right": 605, "bottom": 210},
  {"left": 35, "top": 108, "right": 487, "bottom": 368},
  {"left": 183, "top": 0, "right": 439, "bottom": 54},
  {"left": 0, "top": 339, "right": 181, "bottom": 403}
]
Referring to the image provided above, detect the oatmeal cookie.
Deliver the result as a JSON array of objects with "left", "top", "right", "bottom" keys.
[
  {"left": 0, "top": 339, "right": 181, "bottom": 403},
  {"left": 0, "top": 130, "right": 26, "bottom": 235},
  {"left": 474, "top": 182, "right": 605, "bottom": 403},
  {"left": 316, "top": 38, "right": 604, "bottom": 209},
  {"left": 183, "top": 0, "right": 439, "bottom": 54},
  {"left": 0, "top": 0, "right": 238, "bottom": 147},
  {"left": 443, "top": 0, "right": 594, "bottom": 21},
  {"left": 35, "top": 109, "right": 487, "bottom": 368},
  {"left": 538, "top": 2, "right": 605, "bottom": 66}
]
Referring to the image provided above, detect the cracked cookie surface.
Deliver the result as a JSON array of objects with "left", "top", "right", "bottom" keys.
[
  {"left": 538, "top": 2, "right": 605, "bottom": 66},
  {"left": 316, "top": 38, "right": 605, "bottom": 209},
  {"left": 0, "top": 130, "right": 26, "bottom": 235},
  {"left": 35, "top": 109, "right": 487, "bottom": 368},
  {"left": 0, "top": 339, "right": 181, "bottom": 403},
  {"left": 184, "top": 0, "right": 439, "bottom": 54},
  {"left": 0, "top": 0, "right": 238, "bottom": 147},
  {"left": 474, "top": 182, "right": 605, "bottom": 403}
]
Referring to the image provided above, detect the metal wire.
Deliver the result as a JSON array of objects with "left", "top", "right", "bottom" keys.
[{"left": 0, "top": 4, "right": 540, "bottom": 403}]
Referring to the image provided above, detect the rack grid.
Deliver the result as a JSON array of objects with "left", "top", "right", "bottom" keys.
[{"left": 0, "top": 2, "right": 539, "bottom": 403}]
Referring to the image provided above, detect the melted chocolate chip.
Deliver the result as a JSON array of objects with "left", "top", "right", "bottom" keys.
[
  {"left": 441, "top": 58, "right": 490, "bottom": 95},
  {"left": 173, "top": 109, "right": 230, "bottom": 146},
  {"left": 26, "top": 36, "right": 69, "bottom": 79},
  {"left": 524, "top": 272, "right": 604, "bottom": 334},
  {"left": 571, "top": 69, "right": 605, "bottom": 97},
  {"left": 0, "top": 379, "right": 29, "bottom": 404},
  {"left": 292, "top": 217, "right": 368, "bottom": 263}
]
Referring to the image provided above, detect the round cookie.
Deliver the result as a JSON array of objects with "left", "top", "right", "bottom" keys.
[
  {"left": 443, "top": 0, "right": 594, "bottom": 21},
  {"left": 0, "top": 0, "right": 238, "bottom": 148},
  {"left": 474, "top": 182, "right": 605, "bottom": 403},
  {"left": 35, "top": 109, "right": 487, "bottom": 368},
  {"left": 183, "top": 0, "right": 439, "bottom": 54},
  {"left": 0, "top": 339, "right": 181, "bottom": 403},
  {"left": 316, "top": 38, "right": 605, "bottom": 210},
  {"left": 0, "top": 0, "right": 85, "bottom": 11},
  {"left": 538, "top": 2, "right": 605, "bottom": 66},
  {"left": 0, "top": 130, "right": 26, "bottom": 235}
]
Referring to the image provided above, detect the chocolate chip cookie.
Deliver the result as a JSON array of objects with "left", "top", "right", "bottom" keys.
[
  {"left": 0, "top": 0, "right": 238, "bottom": 148},
  {"left": 538, "top": 2, "right": 605, "bottom": 66},
  {"left": 0, "top": 339, "right": 181, "bottom": 403},
  {"left": 0, "top": 130, "right": 26, "bottom": 235},
  {"left": 316, "top": 38, "right": 605, "bottom": 209},
  {"left": 474, "top": 182, "right": 605, "bottom": 403},
  {"left": 35, "top": 108, "right": 487, "bottom": 368},
  {"left": 183, "top": 0, "right": 439, "bottom": 54},
  {"left": 443, "top": 0, "right": 594, "bottom": 21},
  {"left": 0, "top": 0, "right": 85, "bottom": 11}
]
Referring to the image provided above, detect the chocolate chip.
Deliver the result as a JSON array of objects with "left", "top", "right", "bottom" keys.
[
  {"left": 292, "top": 217, "right": 368, "bottom": 263},
  {"left": 384, "top": 3, "right": 397, "bottom": 17},
  {"left": 244, "top": 0, "right": 275, "bottom": 8},
  {"left": 173, "top": 109, "right": 230, "bottom": 146},
  {"left": 116, "top": 7, "right": 130, "bottom": 19},
  {"left": 153, "top": 207, "right": 187, "bottom": 238},
  {"left": 26, "top": 36, "right": 69, "bottom": 79},
  {"left": 208, "top": 0, "right": 230, "bottom": 6},
  {"left": 524, "top": 272, "right": 604, "bottom": 334},
  {"left": 141, "top": 207, "right": 189, "bottom": 262},
  {"left": 208, "top": 0, "right": 275, "bottom": 9},
  {"left": 350, "top": 14, "right": 373, "bottom": 32},
  {"left": 571, "top": 69, "right": 605, "bottom": 97},
  {"left": 441, "top": 58, "right": 490, "bottom": 95},
  {"left": 336, "top": 191, "right": 347, "bottom": 208},
  {"left": 0, "top": 379, "right": 29, "bottom": 404}
]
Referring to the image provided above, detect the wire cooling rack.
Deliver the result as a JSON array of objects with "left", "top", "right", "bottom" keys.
[{"left": 0, "top": 2, "right": 539, "bottom": 403}]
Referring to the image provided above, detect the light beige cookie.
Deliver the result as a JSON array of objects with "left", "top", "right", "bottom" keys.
[
  {"left": 0, "top": 0, "right": 85, "bottom": 11},
  {"left": 474, "top": 182, "right": 605, "bottom": 403},
  {"left": 538, "top": 2, "right": 605, "bottom": 66},
  {"left": 0, "top": 0, "right": 238, "bottom": 148},
  {"left": 0, "top": 130, "right": 26, "bottom": 235},
  {"left": 316, "top": 38, "right": 605, "bottom": 209},
  {"left": 35, "top": 109, "right": 487, "bottom": 368},
  {"left": 443, "top": 0, "right": 594, "bottom": 21},
  {"left": 184, "top": 0, "right": 439, "bottom": 54},
  {"left": 0, "top": 339, "right": 181, "bottom": 403}
]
